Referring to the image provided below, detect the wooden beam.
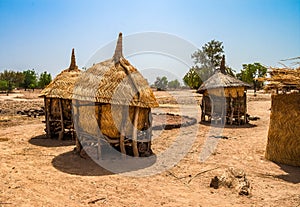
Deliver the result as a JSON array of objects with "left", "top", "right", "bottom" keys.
[
  {"left": 58, "top": 98, "right": 64, "bottom": 140},
  {"left": 230, "top": 96, "right": 234, "bottom": 125},
  {"left": 120, "top": 106, "right": 128, "bottom": 156},
  {"left": 132, "top": 107, "right": 140, "bottom": 157},
  {"left": 44, "top": 97, "right": 51, "bottom": 138}
]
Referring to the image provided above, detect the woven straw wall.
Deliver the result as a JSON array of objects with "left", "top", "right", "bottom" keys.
[
  {"left": 74, "top": 101, "right": 150, "bottom": 139},
  {"left": 265, "top": 93, "right": 300, "bottom": 166},
  {"left": 204, "top": 87, "right": 245, "bottom": 98}
]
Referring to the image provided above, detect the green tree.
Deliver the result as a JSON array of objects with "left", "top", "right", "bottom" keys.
[
  {"left": 0, "top": 70, "right": 23, "bottom": 94},
  {"left": 168, "top": 79, "right": 180, "bottom": 89},
  {"left": 22, "top": 69, "right": 38, "bottom": 91},
  {"left": 154, "top": 76, "right": 168, "bottom": 91},
  {"left": 38, "top": 71, "right": 52, "bottom": 88},
  {"left": 0, "top": 80, "right": 8, "bottom": 93},
  {"left": 236, "top": 63, "right": 267, "bottom": 92},
  {"left": 184, "top": 40, "right": 225, "bottom": 89},
  {"left": 192, "top": 39, "right": 224, "bottom": 68}
]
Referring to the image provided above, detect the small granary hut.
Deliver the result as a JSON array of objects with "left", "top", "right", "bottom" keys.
[
  {"left": 263, "top": 67, "right": 300, "bottom": 166},
  {"left": 72, "top": 33, "right": 159, "bottom": 158},
  {"left": 40, "top": 49, "right": 81, "bottom": 140},
  {"left": 197, "top": 56, "right": 250, "bottom": 125}
]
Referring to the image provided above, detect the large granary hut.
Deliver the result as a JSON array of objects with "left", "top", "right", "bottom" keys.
[
  {"left": 263, "top": 67, "right": 300, "bottom": 166},
  {"left": 40, "top": 49, "right": 81, "bottom": 140},
  {"left": 72, "top": 33, "right": 159, "bottom": 158},
  {"left": 197, "top": 56, "right": 250, "bottom": 125}
]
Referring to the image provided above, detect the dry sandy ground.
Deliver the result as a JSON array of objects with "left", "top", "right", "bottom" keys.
[{"left": 0, "top": 90, "right": 300, "bottom": 207}]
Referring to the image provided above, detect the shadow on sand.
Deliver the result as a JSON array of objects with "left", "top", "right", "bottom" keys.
[
  {"left": 52, "top": 149, "right": 157, "bottom": 176},
  {"left": 275, "top": 163, "right": 300, "bottom": 184},
  {"left": 29, "top": 134, "right": 75, "bottom": 148},
  {"left": 199, "top": 121, "right": 257, "bottom": 128}
]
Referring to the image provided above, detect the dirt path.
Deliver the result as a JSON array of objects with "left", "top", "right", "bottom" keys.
[{"left": 1, "top": 90, "right": 299, "bottom": 206}]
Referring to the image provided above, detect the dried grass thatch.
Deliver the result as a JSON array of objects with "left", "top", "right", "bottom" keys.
[
  {"left": 258, "top": 67, "right": 300, "bottom": 92},
  {"left": 265, "top": 93, "right": 300, "bottom": 166},
  {"left": 40, "top": 49, "right": 82, "bottom": 99}
]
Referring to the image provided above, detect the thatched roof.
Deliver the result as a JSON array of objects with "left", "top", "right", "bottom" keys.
[
  {"left": 72, "top": 33, "right": 158, "bottom": 108},
  {"left": 258, "top": 67, "right": 300, "bottom": 91},
  {"left": 197, "top": 71, "right": 250, "bottom": 94},
  {"left": 39, "top": 49, "right": 81, "bottom": 99}
]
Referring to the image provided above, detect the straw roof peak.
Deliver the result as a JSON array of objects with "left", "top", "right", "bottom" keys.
[
  {"left": 113, "top": 32, "right": 123, "bottom": 63},
  {"left": 220, "top": 55, "right": 226, "bottom": 74},
  {"left": 68, "top": 48, "right": 78, "bottom": 71},
  {"left": 39, "top": 48, "right": 81, "bottom": 99}
]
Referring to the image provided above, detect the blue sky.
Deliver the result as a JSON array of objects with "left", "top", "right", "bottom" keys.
[{"left": 0, "top": 0, "right": 299, "bottom": 82}]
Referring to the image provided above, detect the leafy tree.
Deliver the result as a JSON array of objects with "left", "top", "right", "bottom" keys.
[
  {"left": 0, "top": 70, "right": 25, "bottom": 94},
  {"left": 0, "top": 80, "right": 8, "bottom": 93},
  {"left": 38, "top": 71, "right": 52, "bottom": 88},
  {"left": 154, "top": 76, "right": 168, "bottom": 91},
  {"left": 22, "top": 69, "right": 37, "bottom": 91},
  {"left": 168, "top": 79, "right": 180, "bottom": 89},
  {"left": 184, "top": 40, "right": 225, "bottom": 89},
  {"left": 192, "top": 39, "right": 224, "bottom": 68},
  {"left": 236, "top": 63, "right": 267, "bottom": 92}
]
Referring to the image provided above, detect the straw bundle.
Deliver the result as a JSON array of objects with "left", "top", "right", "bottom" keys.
[
  {"left": 259, "top": 67, "right": 300, "bottom": 91},
  {"left": 265, "top": 93, "right": 300, "bottom": 166}
]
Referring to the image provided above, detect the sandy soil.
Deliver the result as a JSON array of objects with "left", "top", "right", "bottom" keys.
[{"left": 0, "top": 90, "right": 299, "bottom": 207}]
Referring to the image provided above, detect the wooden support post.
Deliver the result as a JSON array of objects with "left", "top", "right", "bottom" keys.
[
  {"left": 230, "top": 96, "right": 234, "bottom": 125},
  {"left": 146, "top": 109, "right": 152, "bottom": 153},
  {"left": 244, "top": 92, "right": 247, "bottom": 124},
  {"left": 44, "top": 97, "right": 51, "bottom": 138},
  {"left": 201, "top": 98, "right": 205, "bottom": 122},
  {"left": 58, "top": 98, "right": 64, "bottom": 140},
  {"left": 132, "top": 107, "right": 140, "bottom": 157},
  {"left": 211, "top": 97, "right": 214, "bottom": 123},
  {"left": 97, "top": 104, "right": 102, "bottom": 160},
  {"left": 120, "top": 106, "right": 128, "bottom": 156},
  {"left": 74, "top": 100, "right": 82, "bottom": 153},
  {"left": 237, "top": 97, "right": 240, "bottom": 125}
]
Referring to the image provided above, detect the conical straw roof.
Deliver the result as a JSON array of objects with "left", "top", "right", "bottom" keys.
[
  {"left": 198, "top": 56, "right": 250, "bottom": 93},
  {"left": 40, "top": 48, "right": 82, "bottom": 99},
  {"left": 72, "top": 33, "right": 158, "bottom": 108}
]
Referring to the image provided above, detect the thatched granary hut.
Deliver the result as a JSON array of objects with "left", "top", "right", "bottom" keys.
[
  {"left": 40, "top": 49, "right": 81, "bottom": 140},
  {"left": 72, "top": 33, "right": 159, "bottom": 158},
  {"left": 263, "top": 67, "right": 300, "bottom": 166},
  {"left": 197, "top": 56, "right": 250, "bottom": 125}
]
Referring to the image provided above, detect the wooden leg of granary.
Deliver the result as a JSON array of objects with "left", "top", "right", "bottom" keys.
[
  {"left": 120, "top": 106, "right": 128, "bottom": 156},
  {"left": 44, "top": 97, "right": 51, "bottom": 138},
  {"left": 230, "top": 96, "right": 234, "bottom": 125},
  {"left": 132, "top": 107, "right": 140, "bottom": 157},
  {"left": 58, "top": 98, "right": 64, "bottom": 140},
  {"left": 244, "top": 93, "right": 247, "bottom": 124}
]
